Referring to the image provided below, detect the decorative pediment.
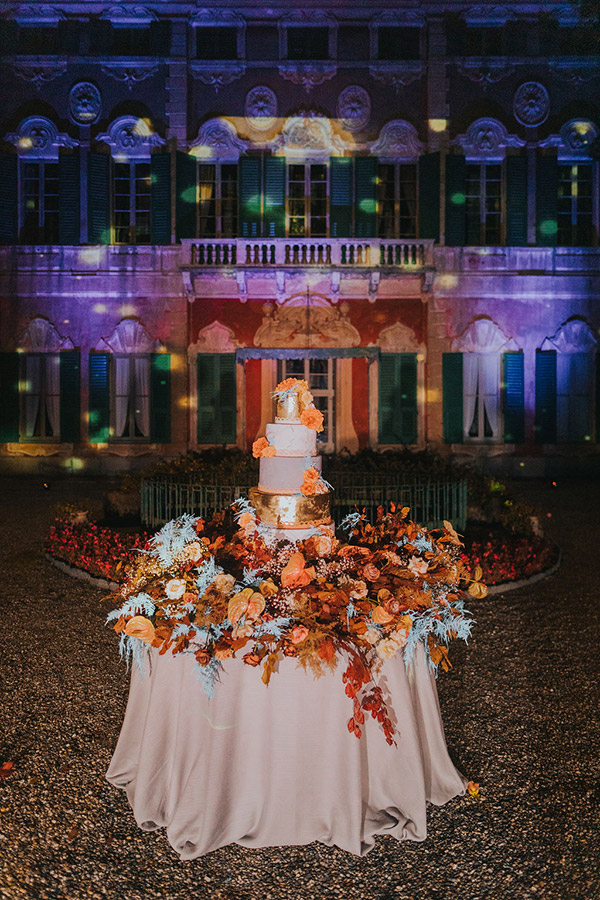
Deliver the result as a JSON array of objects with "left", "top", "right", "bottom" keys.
[
  {"left": 369, "top": 120, "right": 424, "bottom": 160},
  {"left": 272, "top": 112, "right": 346, "bottom": 158},
  {"left": 541, "top": 318, "right": 597, "bottom": 353},
  {"left": 374, "top": 321, "right": 425, "bottom": 355},
  {"left": 278, "top": 65, "right": 337, "bottom": 95},
  {"left": 5, "top": 116, "right": 77, "bottom": 160},
  {"left": 280, "top": 10, "right": 337, "bottom": 27},
  {"left": 452, "top": 317, "right": 518, "bottom": 354},
  {"left": 540, "top": 119, "right": 599, "bottom": 160},
  {"left": 189, "top": 321, "right": 240, "bottom": 354},
  {"left": 254, "top": 297, "right": 360, "bottom": 349},
  {"left": 100, "top": 5, "right": 157, "bottom": 26},
  {"left": 97, "top": 115, "right": 165, "bottom": 160},
  {"left": 368, "top": 63, "right": 424, "bottom": 93},
  {"left": 190, "top": 63, "right": 245, "bottom": 93},
  {"left": 95, "top": 319, "right": 162, "bottom": 354},
  {"left": 371, "top": 10, "right": 425, "bottom": 27},
  {"left": 189, "top": 118, "right": 248, "bottom": 160},
  {"left": 463, "top": 5, "right": 513, "bottom": 26},
  {"left": 14, "top": 5, "right": 65, "bottom": 25},
  {"left": 189, "top": 9, "right": 245, "bottom": 28},
  {"left": 19, "top": 317, "right": 74, "bottom": 353},
  {"left": 453, "top": 118, "right": 525, "bottom": 162}
]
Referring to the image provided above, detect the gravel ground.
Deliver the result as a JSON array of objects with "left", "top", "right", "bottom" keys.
[{"left": 0, "top": 475, "right": 598, "bottom": 900}]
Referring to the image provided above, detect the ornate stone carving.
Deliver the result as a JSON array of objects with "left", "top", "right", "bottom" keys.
[
  {"left": 513, "top": 82, "right": 549, "bottom": 127},
  {"left": 13, "top": 63, "right": 66, "bottom": 90},
  {"left": 463, "top": 5, "right": 512, "bottom": 26},
  {"left": 451, "top": 317, "right": 517, "bottom": 354},
  {"left": 540, "top": 119, "right": 599, "bottom": 159},
  {"left": 5, "top": 116, "right": 77, "bottom": 159},
  {"left": 190, "top": 321, "right": 240, "bottom": 354},
  {"left": 69, "top": 82, "right": 102, "bottom": 125},
  {"left": 100, "top": 5, "right": 157, "bottom": 25},
  {"left": 14, "top": 5, "right": 64, "bottom": 25},
  {"left": 375, "top": 321, "right": 424, "bottom": 354},
  {"left": 278, "top": 64, "right": 337, "bottom": 95},
  {"left": 369, "top": 120, "right": 424, "bottom": 159},
  {"left": 454, "top": 117, "right": 525, "bottom": 161},
  {"left": 101, "top": 65, "right": 159, "bottom": 91},
  {"left": 189, "top": 118, "right": 248, "bottom": 160},
  {"left": 371, "top": 10, "right": 425, "bottom": 27},
  {"left": 336, "top": 86, "right": 370, "bottom": 132},
  {"left": 189, "top": 9, "right": 245, "bottom": 27},
  {"left": 254, "top": 297, "right": 360, "bottom": 349},
  {"left": 456, "top": 61, "right": 515, "bottom": 85},
  {"left": 245, "top": 86, "right": 278, "bottom": 132},
  {"left": 553, "top": 65, "right": 600, "bottom": 85},
  {"left": 190, "top": 64, "right": 245, "bottom": 93},
  {"left": 541, "top": 318, "right": 597, "bottom": 353},
  {"left": 369, "top": 63, "right": 424, "bottom": 93},
  {"left": 97, "top": 116, "right": 165, "bottom": 159},
  {"left": 19, "top": 317, "right": 73, "bottom": 353},
  {"left": 273, "top": 111, "right": 346, "bottom": 157},
  {"left": 95, "top": 318, "right": 161, "bottom": 354}
]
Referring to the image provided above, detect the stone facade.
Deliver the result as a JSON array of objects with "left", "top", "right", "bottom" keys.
[{"left": 1, "top": 0, "right": 599, "bottom": 474}]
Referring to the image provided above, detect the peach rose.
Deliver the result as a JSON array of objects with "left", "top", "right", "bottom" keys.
[
  {"left": 408, "top": 556, "right": 428, "bottom": 577},
  {"left": 363, "top": 626, "right": 381, "bottom": 645},
  {"left": 303, "top": 466, "right": 320, "bottom": 482},
  {"left": 349, "top": 580, "right": 368, "bottom": 600},
  {"left": 313, "top": 532, "right": 333, "bottom": 556},
  {"left": 290, "top": 625, "right": 309, "bottom": 644},
  {"left": 263, "top": 444, "right": 276, "bottom": 458},
  {"left": 301, "top": 481, "right": 316, "bottom": 497},
  {"left": 183, "top": 541, "right": 204, "bottom": 563},
  {"left": 238, "top": 512, "right": 255, "bottom": 529},
  {"left": 362, "top": 564, "right": 381, "bottom": 582},
  {"left": 214, "top": 572, "right": 236, "bottom": 594},
  {"left": 275, "top": 377, "right": 299, "bottom": 393},
  {"left": 182, "top": 592, "right": 198, "bottom": 605},
  {"left": 124, "top": 615, "right": 155, "bottom": 644},
  {"left": 165, "top": 578, "right": 186, "bottom": 600},
  {"left": 371, "top": 605, "right": 394, "bottom": 625},
  {"left": 383, "top": 596, "right": 403, "bottom": 616},
  {"left": 194, "top": 649, "right": 211, "bottom": 666},
  {"left": 300, "top": 389, "right": 314, "bottom": 407},
  {"left": 252, "top": 437, "right": 274, "bottom": 458},
  {"left": 280, "top": 552, "right": 315, "bottom": 589},
  {"left": 300, "top": 406, "right": 324, "bottom": 432},
  {"left": 376, "top": 637, "right": 401, "bottom": 662},
  {"left": 228, "top": 588, "right": 266, "bottom": 624},
  {"left": 389, "top": 627, "right": 409, "bottom": 649}
]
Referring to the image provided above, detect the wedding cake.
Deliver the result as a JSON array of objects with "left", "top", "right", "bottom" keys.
[{"left": 250, "top": 378, "right": 334, "bottom": 542}]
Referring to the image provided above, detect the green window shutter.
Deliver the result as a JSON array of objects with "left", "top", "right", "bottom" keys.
[
  {"left": 88, "top": 351, "right": 110, "bottom": 443},
  {"left": 418, "top": 152, "right": 440, "bottom": 241},
  {"left": 175, "top": 151, "right": 197, "bottom": 240},
  {"left": 264, "top": 156, "right": 285, "bottom": 237},
  {"left": 330, "top": 156, "right": 352, "bottom": 238},
  {"left": 378, "top": 353, "right": 418, "bottom": 444},
  {"left": 506, "top": 156, "right": 528, "bottom": 247},
  {"left": 58, "top": 151, "right": 80, "bottom": 245},
  {"left": 445, "top": 155, "right": 467, "bottom": 247},
  {"left": 0, "top": 352, "right": 20, "bottom": 441},
  {"left": 150, "top": 353, "right": 171, "bottom": 443},
  {"left": 355, "top": 157, "right": 377, "bottom": 238},
  {"left": 239, "top": 156, "right": 261, "bottom": 238},
  {"left": 0, "top": 153, "right": 18, "bottom": 244},
  {"left": 443, "top": 352, "right": 464, "bottom": 444},
  {"left": 536, "top": 155, "right": 558, "bottom": 247},
  {"left": 60, "top": 350, "right": 81, "bottom": 442},
  {"left": 535, "top": 350, "right": 557, "bottom": 443},
  {"left": 503, "top": 351, "right": 524, "bottom": 443},
  {"left": 88, "top": 152, "right": 110, "bottom": 244},
  {"left": 197, "top": 353, "right": 237, "bottom": 444},
  {"left": 151, "top": 153, "right": 172, "bottom": 245}
]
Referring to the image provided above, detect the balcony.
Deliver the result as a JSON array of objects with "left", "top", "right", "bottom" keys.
[{"left": 180, "top": 238, "right": 435, "bottom": 270}]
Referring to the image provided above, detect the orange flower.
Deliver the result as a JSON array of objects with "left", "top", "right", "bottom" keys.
[
  {"left": 371, "top": 605, "right": 394, "bottom": 625},
  {"left": 301, "top": 480, "right": 316, "bottom": 497},
  {"left": 238, "top": 512, "right": 255, "bottom": 529},
  {"left": 312, "top": 531, "right": 333, "bottom": 556},
  {"left": 124, "top": 616, "right": 155, "bottom": 644},
  {"left": 182, "top": 541, "right": 204, "bottom": 563},
  {"left": 467, "top": 781, "right": 480, "bottom": 798},
  {"left": 227, "top": 587, "right": 266, "bottom": 624},
  {"left": 280, "top": 552, "right": 315, "bottom": 589},
  {"left": 291, "top": 625, "right": 309, "bottom": 644},
  {"left": 252, "top": 437, "right": 276, "bottom": 458},
  {"left": 263, "top": 444, "right": 276, "bottom": 458},
  {"left": 362, "top": 564, "right": 381, "bottom": 582},
  {"left": 304, "top": 465, "right": 320, "bottom": 481},
  {"left": 275, "top": 377, "right": 308, "bottom": 394},
  {"left": 243, "top": 652, "right": 262, "bottom": 667},
  {"left": 258, "top": 579, "right": 278, "bottom": 597},
  {"left": 300, "top": 406, "right": 324, "bottom": 432}
]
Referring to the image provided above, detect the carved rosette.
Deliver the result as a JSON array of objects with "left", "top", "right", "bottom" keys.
[
  {"left": 513, "top": 82, "right": 549, "bottom": 127},
  {"left": 69, "top": 82, "right": 102, "bottom": 125},
  {"left": 245, "top": 86, "right": 278, "bottom": 132},
  {"left": 336, "top": 85, "right": 371, "bottom": 132}
]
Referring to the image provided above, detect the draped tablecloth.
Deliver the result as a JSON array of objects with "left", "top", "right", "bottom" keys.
[{"left": 106, "top": 644, "right": 466, "bottom": 858}]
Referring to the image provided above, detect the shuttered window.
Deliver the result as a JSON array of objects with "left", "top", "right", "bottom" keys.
[
  {"left": 113, "top": 161, "right": 151, "bottom": 244},
  {"left": 418, "top": 152, "right": 440, "bottom": 241},
  {"left": 535, "top": 350, "right": 557, "bottom": 443},
  {"left": 355, "top": 157, "right": 377, "bottom": 238},
  {"left": 239, "top": 156, "right": 261, "bottom": 238},
  {"left": 59, "top": 153, "right": 80, "bottom": 245},
  {"left": 502, "top": 351, "right": 525, "bottom": 443},
  {"left": 176, "top": 151, "right": 198, "bottom": 241},
  {"left": 287, "top": 163, "right": 328, "bottom": 237},
  {"left": 197, "top": 354, "right": 237, "bottom": 444},
  {"left": 0, "top": 153, "right": 18, "bottom": 245},
  {"left": 445, "top": 155, "right": 467, "bottom": 247},
  {"left": 197, "top": 163, "right": 238, "bottom": 238},
  {"left": 264, "top": 156, "right": 286, "bottom": 237},
  {"left": 88, "top": 352, "right": 110, "bottom": 443},
  {"left": 557, "top": 164, "right": 596, "bottom": 247},
  {"left": 556, "top": 352, "right": 594, "bottom": 442},
  {"left": 330, "top": 156, "right": 352, "bottom": 238},
  {"left": 19, "top": 161, "right": 59, "bottom": 244},
  {"left": 506, "top": 156, "right": 528, "bottom": 247},
  {"left": 88, "top": 152, "right": 111, "bottom": 245},
  {"left": 60, "top": 350, "right": 81, "bottom": 443},
  {"left": 0, "top": 352, "right": 20, "bottom": 441},
  {"left": 150, "top": 154, "right": 171, "bottom": 245},
  {"left": 536, "top": 155, "right": 558, "bottom": 247},
  {"left": 378, "top": 353, "right": 418, "bottom": 445},
  {"left": 465, "top": 163, "right": 503, "bottom": 245},
  {"left": 377, "top": 163, "right": 417, "bottom": 238}
]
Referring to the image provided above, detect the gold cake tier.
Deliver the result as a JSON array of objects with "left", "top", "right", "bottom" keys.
[
  {"left": 275, "top": 392, "right": 301, "bottom": 422},
  {"left": 249, "top": 487, "right": 331, "bottom": 529}
]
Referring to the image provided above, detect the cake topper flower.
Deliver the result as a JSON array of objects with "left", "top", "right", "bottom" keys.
[{"left": 300, "top": 406, "right": 324, "bottom": 432}]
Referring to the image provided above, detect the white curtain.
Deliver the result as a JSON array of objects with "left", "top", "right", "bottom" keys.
[
  {"left": 134, "top": 357, "right": 150, "bottom": 438},
  {"left": 115, "top": 356, "right": 130, "bottom": 438},
  {"left": 24, "top": 355, "right": 41, "bottom": 437},
  {"left": 480, "top": 354, "right": 500, "bottom": 439},
  {"left": 45, "top": 354, "right": 60, "bottom": 437},
  {"left": 462, "top": 354, "right": 479, "bottom": 438}
]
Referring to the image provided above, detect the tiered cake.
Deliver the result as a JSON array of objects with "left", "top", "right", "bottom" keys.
[{"left": 249, "top": 379, "right": 334, "bottom": 542}]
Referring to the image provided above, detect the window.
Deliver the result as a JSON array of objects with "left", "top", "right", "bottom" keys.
[
  {"left": 466, "top": 163, "right": 503, "bottom": 245},
  {"left": 112, "top": 26, "right": 150, "bottom": 55},
  {"left": 464, "top": 354, "right": 501, "bottom": 441},
  {"left": 558, "top": 164, "right": 596, "bottom": 247},
  {"left": 557, "top": 352, "right": 594, "bottom": 442},
  {"left": 377, "top": 27, "right": 421, "bottom": 61},
  {"left": 377, "top": 163, "right": 417, "bottom": 238},
  {"left": 197, "top": 163, "right": 238, "bottom": 237},
  {"left": 113, "top": 162, "right": 151, "bottom": 244},
  {"left": 196, "top": 26, "right": 238, "bottom": 59},
  {"left": 278, "top": 358, "right": 335, "bottom": 451},
  {"left": 19, "top": 162, "right": 59, "bottom": 243},
  {"left": 113, "top": 354, "right": 151, "bottom": 440},
  {"left": 287, "top": 27, "right": 329, "bottom": 60},
  {"left": 288, "top": 164, "right": 328, "bottom": 237},
  {"left": 20, "top": 353, "right": 60, "bottom": 440},
  {"left": 18, "top": 25, "right": 59, "bottom": 54}
]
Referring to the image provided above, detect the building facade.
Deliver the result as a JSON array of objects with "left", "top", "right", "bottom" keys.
[{"left": 1, "top": 0, "right": 599, "bottom": 475}]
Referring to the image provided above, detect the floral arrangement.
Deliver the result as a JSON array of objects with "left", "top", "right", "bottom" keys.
[
  {"left": 106, "top": 502, "right": 481, "bottom": 745},
  {"left": 45, "top": 519, "right": 149, "bottom": 581},
  {"left": 462, "top": 527, "right": 558, "bottom": 586}
]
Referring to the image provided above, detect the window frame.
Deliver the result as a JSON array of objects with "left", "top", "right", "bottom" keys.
[
  {"left": 376, "top": 161, "right": 418, "bottom": 239},
  {"left": 465, "top": 161, "right": 505, "bottom": 246},
  {"left": 19, "top": 351, "right": 61, "bottom": 442},
  {"left": 19, "top": 159, "right": 60, "bottom": 244},
  {"left": 111, "top": 159, "right": 152, "bottom": 245},
  {"left": 557, "top": 162, "right": 598, "bottom": 247},
  {"left": 463, "top": 352, "right": 503, "bottom": 444},
  {"left": 286, "top": 161, "right": 330, "bottom": 238},
  {"left": 110, "top": 352, "right": 152, "bottom": 442},
  {"left": 279, "top": 17, "right": 336, "bottom": 61},
  {"left": 196, "top": 161, "right": 239, "bottom": 238}
]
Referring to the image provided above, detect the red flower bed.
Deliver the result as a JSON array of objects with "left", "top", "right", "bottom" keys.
[{"left": 462, "top": 528, "right": 559, "bottom": 586}]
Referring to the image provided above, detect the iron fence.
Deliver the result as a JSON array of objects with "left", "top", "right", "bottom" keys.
[{"left": 141, "top": 474, "right": 467, "bottom": 533}]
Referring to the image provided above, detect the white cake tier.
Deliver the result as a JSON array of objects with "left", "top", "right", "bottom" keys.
[
  {"left": 260, "top": 521, "right": 336, "bottom": 546},
  {"left": 258, "top": 455, "right": 321, "bottom": 494},
  {"left": 265, "top": 422, "right": 316, "bottom": 457}
]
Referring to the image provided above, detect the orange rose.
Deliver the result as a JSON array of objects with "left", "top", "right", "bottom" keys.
[
  {"left": 183, "top": 541, "right": 204, "bottom": 563},
  {"left": 349, "top": 579, "right": 368, "bottom": 599},
  {"left": 182, "top": 592, "right": 198, "bottom": 604},
  {"left": 275, "top": 377, "right": 298, "bottom": 392},
  {"left": 371, "top": 605, "right": 394, "bottom": 625},
  {"left": 263, "top": 444, "right": 276, "bottom": 457},
  {"left": 252, "top": 437, "right": 272, "bottom": 458},
  {"left": 259, "top": 579, "right": 278, "bottom": 597},
  {"left": 301, "top": 481, "right": 316, "bottom": 497},
  {"left": 313, "top": 532, "right": 333, "bottom": 556},
  {"left": 303, "top": 465, "right": 320, "bottom": 481},
  {"left": 280, "top": 552, "right": 315, "bottom": 589},
  {"left": 291, "top": 625, "right": 309, "bottom": 644},
  {"left": 300, "top": 406, "right": 324, "bottom": 432},
  {"left": 195, "top": 649, "right": 211, "bottom": 666},
  {"left": 238, "top": 512, "right": 255, "bottom": 529},
  {"left": 362, "top": 564, "right": 381, "bottom": 582},
  {"left": 124, "top": 616, "right": 155, "bottom": 644},
  {"left": 243, "top": 652, "right": 261, "bottom": 667}
]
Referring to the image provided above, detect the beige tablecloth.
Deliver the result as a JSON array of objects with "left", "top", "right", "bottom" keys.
[{"left": 106, "top": 644, "right": 466, "bottom": 858}]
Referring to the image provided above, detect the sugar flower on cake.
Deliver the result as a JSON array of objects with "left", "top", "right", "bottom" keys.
[
  {"left": 165, "top": 577, "right": 187, "bottom": 600},
  {"left": 299, "top": 405, "right": 324, "bottom": 432},
  {"left": 274, "top": 377, "right": 309, "bottom": 396},
  {"left": 300, "top": 465, "right": 329, "bottom": 496},
  {"left": 252, "top": 436, "right": 276, "bottom": 458}
]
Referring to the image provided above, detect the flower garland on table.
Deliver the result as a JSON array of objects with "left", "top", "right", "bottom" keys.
[{"left": 107, "top": 503, "right": 481, "bottom": 746}]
